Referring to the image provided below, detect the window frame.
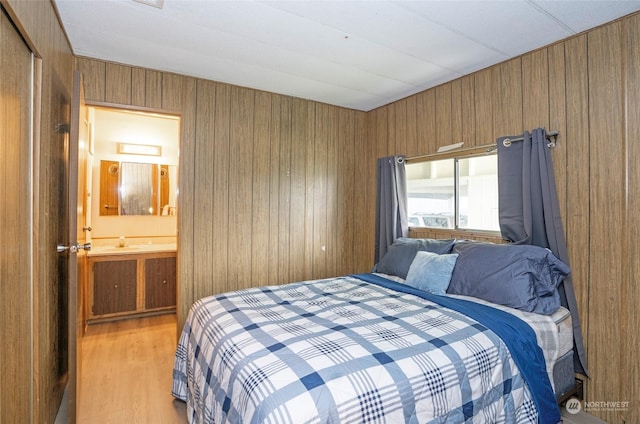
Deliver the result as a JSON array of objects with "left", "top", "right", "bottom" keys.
[{"left": 405, "top": 145, "right": 500, "bottom": 234}]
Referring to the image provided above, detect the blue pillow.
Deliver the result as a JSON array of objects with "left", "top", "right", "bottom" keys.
[
  {"left": 447, "top": 241, "right": 570, "bottom": 314},
  {"left": 374, "top": 238, "right": 455, "bottom": 279},
  {"left": 405, "top": 251, "right": 459, "bottom": 295},
  {"left": 394, "top": 237, "right": 455, "bottom": 254}
]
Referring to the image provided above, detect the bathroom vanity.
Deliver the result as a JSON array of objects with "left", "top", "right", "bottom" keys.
[{"left": 86, "top": 244, "right": 176, "bottom": 322}]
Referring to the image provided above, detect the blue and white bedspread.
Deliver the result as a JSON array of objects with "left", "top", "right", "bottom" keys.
[{"left": 173, "top": 274, "right": 560, "bottom": 423}]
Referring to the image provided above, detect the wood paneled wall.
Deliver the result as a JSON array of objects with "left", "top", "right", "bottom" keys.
[
  {"left": 76, "top": 57, "right": 371, "bottom": 334},
  {"left": 76, "top": 12, "right": 640, "bottom": 423},
  {"left": 370, "top": 14, "right": 640, "bottom": 423},
  {"left": 3, "top": 0, "right": 74, "bottom": 422}
]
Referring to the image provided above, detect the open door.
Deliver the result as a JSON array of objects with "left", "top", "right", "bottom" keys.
[{"left": 65, "top": 70, "right": 90, "bottom": 422}]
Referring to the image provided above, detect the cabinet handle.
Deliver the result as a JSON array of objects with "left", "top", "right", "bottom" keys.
[
  {"left": 114, "top": 284, "right": 118, "bottom": 288},
  {"left": 162, "top": 279, "right": 167, "bottom": 284}
]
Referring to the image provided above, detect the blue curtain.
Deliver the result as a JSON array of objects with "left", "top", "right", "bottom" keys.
[
  {"left": 374, "top": 156, "right": 408, "bottom": 264},
  {"left": 497, "top": 128, "right": 588, "bottom": 376}
]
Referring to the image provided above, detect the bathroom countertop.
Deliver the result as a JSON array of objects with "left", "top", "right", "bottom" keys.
[{"left": 87, "top": 243, "right": 177, "bottom": 256}]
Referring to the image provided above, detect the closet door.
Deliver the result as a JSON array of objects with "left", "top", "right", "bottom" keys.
[{"left": 0, "top": 6, "right": 34, "bottom": 422}]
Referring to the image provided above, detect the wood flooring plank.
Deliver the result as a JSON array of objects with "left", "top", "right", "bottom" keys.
[{"left": 78, "top": 315, "right": 187, "bottom": 423}]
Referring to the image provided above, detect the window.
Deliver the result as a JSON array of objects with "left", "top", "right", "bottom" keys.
[{"left": 406, "top": 151, "right": 499, "bottom": 232}]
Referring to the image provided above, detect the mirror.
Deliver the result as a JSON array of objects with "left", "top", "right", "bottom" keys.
[
  {"left": 99, "top": 160, "right": 177, "bottom": 216},
  {"left": 91, "top": 105, "right": 179, "bottom": 219}
]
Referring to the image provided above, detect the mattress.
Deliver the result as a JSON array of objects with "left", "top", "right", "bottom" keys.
[
  {"left": 377, "top": 273, "right": 574, "bottom": 392},
  {"left": 173, "top": 273, "right": 562, "bottom": 423}
]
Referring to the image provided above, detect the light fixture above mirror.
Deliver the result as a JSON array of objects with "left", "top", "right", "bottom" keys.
[{"left": 118, "top": 142, "right": 162, "bottom": 156}]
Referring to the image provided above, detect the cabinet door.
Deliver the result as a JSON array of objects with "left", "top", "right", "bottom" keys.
[
  {"left": 145, "top": 257, "right": 176, "bottom": 309},
  {"left": 92, "top": 260, "right": 137, "bottom": 315}
]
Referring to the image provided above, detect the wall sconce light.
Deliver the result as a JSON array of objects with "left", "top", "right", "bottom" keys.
[{"left": 117, "top": 142, "right": 162, "bottom": 156}]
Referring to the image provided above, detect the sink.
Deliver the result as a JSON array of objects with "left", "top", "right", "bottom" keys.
[{"left": 88, "top": 243, "right": 176, "bottom": 256}]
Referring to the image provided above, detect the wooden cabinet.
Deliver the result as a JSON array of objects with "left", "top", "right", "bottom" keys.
[
  {"left": 87, "top": 251, "right": 176, "bottom": 322},
  {"left": 92, "top": 260, "right": 137, "bottom": 315},
  {"left": 145, "top": 257, "right": 176, "bottom": 309}
]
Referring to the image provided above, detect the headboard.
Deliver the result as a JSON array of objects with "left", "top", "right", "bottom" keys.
[{"left": 409, "top": 227, "right": 507, "bottom": 244}]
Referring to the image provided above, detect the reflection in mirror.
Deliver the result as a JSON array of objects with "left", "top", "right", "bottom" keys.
[
  {"left": 99, "top": 160, "right": 177, "bottom": 216},
  {"left": 120, "top": 162, "right": 154, "bottom": 215}
]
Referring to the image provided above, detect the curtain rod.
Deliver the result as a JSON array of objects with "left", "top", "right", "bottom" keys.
[
  {"left": 499, "top": 130, "right": 558, "bottom": 148},
  {"left": 406, "top": 130, "right": 559, "bottom": 162},
  {"left": 486, "top": 130, "right": 559, "bottom": 153}
]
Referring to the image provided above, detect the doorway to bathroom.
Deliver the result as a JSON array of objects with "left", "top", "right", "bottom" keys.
[{"left": 76, "top": 104, "right": 180, "bottom": 419}]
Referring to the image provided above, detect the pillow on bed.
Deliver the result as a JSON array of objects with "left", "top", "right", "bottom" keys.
[
  {"left": 405, "top": 251, "right": 459, "bottom": 295},
  {"left": 394, "top": 237, "right": 456, "bottom": 254},
  {"left": 447, "top": 241, "right": 570, "bottom": 314},
  {"left": 374, "top": 238, "right": 455, "bottom": 279}
]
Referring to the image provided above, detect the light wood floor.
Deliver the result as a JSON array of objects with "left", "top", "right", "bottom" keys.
[
  {"left": 77, "top": 314, "right": 605, "bottom": 424},
  {"left": 78, "top": 314, "right": 187, "bottom": 423}
]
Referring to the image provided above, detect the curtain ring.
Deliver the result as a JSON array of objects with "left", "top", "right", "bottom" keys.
[
  {"left": 396, "top": 156, "right": 404, "bottom": 164},
  {"left": 503, "top": 138, "right": 512, "bottom": 147}
]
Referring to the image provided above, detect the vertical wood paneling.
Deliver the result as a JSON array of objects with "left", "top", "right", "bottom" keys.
[
  {"left": 325, "top": 105, "right": 339, "bottom": 278},
  {"left": 373, "top": 106, "right": 389, "bottom": 158},
  {"left": 266, "top": 95, "right": 282, "bottom": 285},
  {"left": 404, "top": 96, "right": 418, "bottom": 157},
  {"left": 76, "top": 57, "right": 105, "bottom": 102},
  {"left": 145, "top": 70, "right": 163, "bottom": 109},
  {"left": 288, "top": 99, "right": 309, "bottom": 282},
  {"left": 450, "top": 79, "right": 463, "bottom": 145},
  {"left": 435, "top": 84, "right": 452, "bottom": 148},
  {"left": 386, "top": 104, "right": 396, "bottom": 154},
  {"left": 587, "top": 23, "right": 625, "bottom": 423},
  {"left": 131, "top": 67, "right": 145, "bottom": 107},
  {"left": 564, "top": 34, "right": 591, "bottom": 355},
  {"left": 337, "top": 110, "right": 356, "bottom": 275},
  {"left": 416, "top": 90, "right": 436, "bottom": 153},
  {"left": 303, "top": 102, "right": 316, "bottom": 280},
  {"left": 0, "top": 9, "right": 33, "bottom": 421},
  {"left": 193, "top": 80, "right": 216, "bottom": 300},
  {"left": 393, "top": 99, "right": 407, "bottom": 154},
  {"left": 547, "top": 44, "right": 567, "bottom": 222},
  {"left": 624, "top": 14, "right": 640, "bottom": 424},
  {"left": 276, "top": 96, "right": 292, "bottom": 284},
  {"left": 522, "top": 49, "right": 549, "bottom": 129},
  {"left": 228, "top": 86, "right": 255, "bottom": 288},
  {"left": 474, "top": 68, "right": 494, "bottom": 144},
  {"left": 354, "top": 113, "right": 371, "bottom": 271},
  {"left": 251, "top": 91, "right": 272, "bottom": 286},
  {"left": 212, "top": 83, "right": 231, "bottom": 293},
  {"left": 105, "top": 62, "right": 131, "bottom": 104},
  {"left": 161, "top": 73, "right": 185, "bottom": 111},
  {"left": 494, "top": 58, "right": 522, "bottom": 136},
  {"left": 460, "top": 75, "right": 476, "bottom": 147},
  {"left": 312, "top": 104, "right": 329, "bottom": 278},
  {"left": 175, "top": 75, "right": 197, "bottom": 334}
]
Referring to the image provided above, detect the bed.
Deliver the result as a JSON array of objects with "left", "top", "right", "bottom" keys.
[{"left": 172, "top": 238, "right": 574, "bottom": 423}]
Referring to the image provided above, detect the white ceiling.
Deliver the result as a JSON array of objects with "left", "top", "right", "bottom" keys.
[{"left": 54, "top": 0, "right": 640, "bottom": 111}]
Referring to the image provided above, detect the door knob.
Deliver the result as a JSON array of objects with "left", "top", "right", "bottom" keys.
[{"left": 57, "top": 242, "right": 92, "bottom": 253}]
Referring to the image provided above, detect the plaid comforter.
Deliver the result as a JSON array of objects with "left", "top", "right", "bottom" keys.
[{"left": 173, "top": 274, "right": 555, "bottom": 423}]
